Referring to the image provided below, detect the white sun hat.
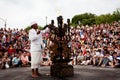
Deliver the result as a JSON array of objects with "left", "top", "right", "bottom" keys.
[{"left": 30, "top": 21, "right": 37, "bottom": 26}]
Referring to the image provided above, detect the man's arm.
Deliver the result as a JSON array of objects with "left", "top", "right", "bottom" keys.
[
  {"left": 41, "top": 27, "right": 49, "bottom": 34},
  {"left": 29, "top": 29, "right": 38, "bottom": 41}
]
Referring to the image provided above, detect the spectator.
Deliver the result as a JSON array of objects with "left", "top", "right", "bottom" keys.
[
  {"left": 12, "top": 54, "right": 22, "bottom": 67},
  {"left": 20, "top": 52, "right": 29, "bottom": 67},
  {"left": 112, "top": 52, "right": 120, "bottom": 68},
  {"left": 1, "top": 52, "right": 11, "bottom": 69},
  {"left": 101, "top": 50, "right": 113, "bottom": 67},
  {"left": 81, "top": 51, "right": 92, "bottom": 65},
  {"left": 92, "top": 49, "right": 104, "bottom": 66},
  {"left": 40, "top": 52, "right": 51, "bottom": 66}
]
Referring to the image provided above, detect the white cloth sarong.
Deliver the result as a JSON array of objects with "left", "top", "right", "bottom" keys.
[{"left": 31, "top": 51, "right": 42, "bottom": 69}]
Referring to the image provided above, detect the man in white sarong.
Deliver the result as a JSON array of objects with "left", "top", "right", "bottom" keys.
[{"left": 29, "top": 23, "right": 49, "bottom": 77}]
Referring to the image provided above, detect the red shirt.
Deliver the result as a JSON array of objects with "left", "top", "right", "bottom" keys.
[{"left": 8, "top": 47, "right": 16, "bottom": 55}]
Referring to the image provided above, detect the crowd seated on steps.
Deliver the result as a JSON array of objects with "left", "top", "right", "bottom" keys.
[{"left": 0, "top": 21, "right": 120, "bottom": 69}]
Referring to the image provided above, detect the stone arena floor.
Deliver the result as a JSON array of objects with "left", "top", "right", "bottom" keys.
[{"left": 0, "top": 65, "right": 120, "bottom": 80}]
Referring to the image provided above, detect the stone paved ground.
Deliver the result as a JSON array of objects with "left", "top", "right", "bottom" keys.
[{"left": 0, "top": 65, "right": 120, "bottom": 80}]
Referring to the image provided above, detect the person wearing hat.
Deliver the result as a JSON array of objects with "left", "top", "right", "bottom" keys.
[{"left": 29, "top": 23, "right": 49, "bottom": 77}]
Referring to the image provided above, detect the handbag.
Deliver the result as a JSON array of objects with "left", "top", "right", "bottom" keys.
[{"left": 5, "top": 62, "right": 9, "bottom": 68}]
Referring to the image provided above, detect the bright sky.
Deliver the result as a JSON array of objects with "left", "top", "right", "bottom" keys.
[{"left": 0, "top": 0, "right": 120, "bottom": 29}]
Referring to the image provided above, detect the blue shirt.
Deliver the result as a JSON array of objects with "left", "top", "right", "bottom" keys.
[{"left": 12, "top": 57, "right": 20, "bottom": 65}]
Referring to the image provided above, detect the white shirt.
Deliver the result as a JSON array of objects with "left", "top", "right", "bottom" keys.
[
  {"left": 108, "top": 55, "right": 113, "bottom": 61},
  {"left": 29, "top": 28, "right": 49, "bottom": 52},
  {"left": 95, "top": 52, "right": 104, "bottom": 57}
]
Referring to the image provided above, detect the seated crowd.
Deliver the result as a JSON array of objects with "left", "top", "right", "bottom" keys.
[
  {"left": 70, "top": 22, "right": 120, "bottom": 68},
  {"left": 0, "top": 28, "right": 51, "bottom": 69},
  {"left": 0, "top": 21, "right": 120, "bottom": 69},
  {"left": 0, "top": 28, "right": 31, "bottom": 69}
]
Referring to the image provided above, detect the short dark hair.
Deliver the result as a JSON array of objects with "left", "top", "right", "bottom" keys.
[{"left": 112, "top": 52, "right": 117, "bottom": 55}]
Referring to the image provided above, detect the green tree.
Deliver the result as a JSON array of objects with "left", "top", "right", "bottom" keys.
[
  {"left": 71, "top": 9, "right": 120, "bottom": 26},
  {"left": 112, "top": 8, "right": 120, "bottom": 22},
  {"left": 72, "top": 13, "right": 96, "bottom": 26}
]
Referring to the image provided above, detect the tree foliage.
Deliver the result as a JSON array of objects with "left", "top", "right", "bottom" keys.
[
  {"left": 71, "top": 9, "right": 120, "bottom": 26},
  {"left": 72, "top": 13, "right": 96, "bottom": 26}
]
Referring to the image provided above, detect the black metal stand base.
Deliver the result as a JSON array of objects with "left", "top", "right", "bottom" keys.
[{"left": 50, "top": 63, "right": 74, "bottom": 78}]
